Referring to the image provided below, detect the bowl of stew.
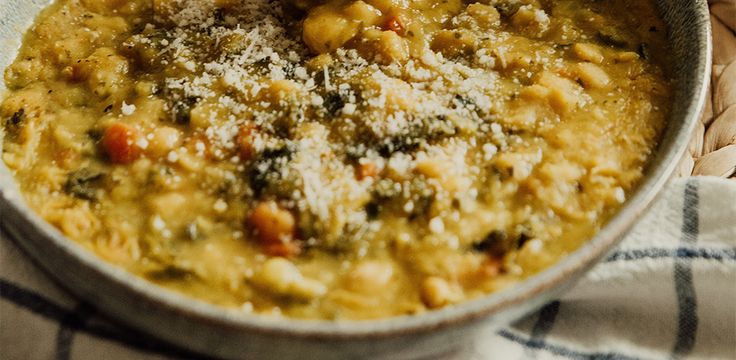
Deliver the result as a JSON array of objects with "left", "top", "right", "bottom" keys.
[{"left": 0, "top": 0, "right": 710, "bottom": 358}]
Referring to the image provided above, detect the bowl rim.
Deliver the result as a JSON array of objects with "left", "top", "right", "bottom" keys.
[{"left": 0, "top": 0, "right": 712, "bottom": 342}]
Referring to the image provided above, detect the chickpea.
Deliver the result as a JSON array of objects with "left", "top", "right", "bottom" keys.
[
  {"left": 356, "top": 28, "right": 409, "bottom": 64},
  {"left": 364, "top": 76, "right": 414, "bottom": 110},
  {"left": 415, "top": 159, "right": 462, "bottom": 192},
  {"left": 347, "top": 261, "right": 394, "bottom": 293},
  {"left": 519, "top": 84, "right": 551, "bottom": 102},
  {"left": 421, "top": 277, "right": 461, "bottom": 309},
  {"left": 344, "top": 1, "right": 382, "bottom": 26},
  {"left": 147, "top": 126, "right": 181, "bottom": 158},
  {"left": 537, "top": 71, "right": 581, "bottom": 114},
  {"left": 575, "top": 63, "right": 611, "bottom": 89},
  {"left": 511, "top": 6, "right": 550, "bottom": 38},
  {"left": 374, "top": 30, "right": 409, "bottom": 63},
  {"left": 257, "top": 257, "right": 302, "bottom": 294},
  {"left": 148, "top": 193, "right": 187, "bottom": 221},
  {"left": 466, "top": 3, "right": 500, "bottom": 28},
  {"left": 256, "top": 258, "right": 327, "bottom": 300},
  {"left": 303, "top": 7, "right": 360, "bottom": 54},
  {"left": 267, "top": 79, "right": 300, "bottom": 103},
  {"left": 572, "top": 43, "right": 605, "bottom": 64},
  {"left": 414, "top": 159, "right": 450, "bottom": 179},
  {"left": 364, "top": 0, "right": 394, "bottom": 13},
  {"left": 615, "top": 52, "right": 640, "bottom": 63}
]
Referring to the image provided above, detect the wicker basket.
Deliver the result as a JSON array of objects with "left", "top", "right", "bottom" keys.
[{"left": 678, "top": 0, "right": 736, "bottom": 178}]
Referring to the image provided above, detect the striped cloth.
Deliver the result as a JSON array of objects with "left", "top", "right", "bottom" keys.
[
  {"left": 2, "top": 177, "right": 735, "bottom": 359},
  {"left": 471, "top": 177, "right": 736, "bottom": 360}
]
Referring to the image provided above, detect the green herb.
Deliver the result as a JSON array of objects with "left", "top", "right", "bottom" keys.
[
  {"left": 248, "top": 144, "right": 296, "bottom": 197},
  {"left": 365, "top": 201, "right": 380, "bottom": 219},
  {"left": 453, "top": 95, "right": 475, "bottom": 109},
  {"left": 473, "top": 228, "right": 532, "bottom": 256},
  {"left": 147, "top": 265, "right": 195, "bottom": 281},
  {"left": 323, "top": 91, "right": 345, "bottom": 117},
  {"left": 172, "top": 97, "right": 198, "bottom": 124},
  {"left": 596, "top": 28, "right": 629, "bottom": 48},
  {"left": 494, "top": 2, "right": 522, "bottom": 17},
  {"left": 473, "top": 230, "right": 507, "bottom": 253},
  {"left": 65, "top": 168, "right": 105, "bottom": 200},
  {"left": 87, "top": 128, "right": 103, "bottom": 141},
  {"left": 375, "top": 115, "right": 455, "bottom": 157},
  {"left": 3, "top": 109, "right": 26, "bottom": 140},
  {"left": 8, "top": 108, "right": 25, "bottom": 126}
]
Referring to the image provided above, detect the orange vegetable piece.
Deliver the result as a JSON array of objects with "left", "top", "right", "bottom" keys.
[
  {"left": 386, "top": 16, "right": 405, "bottom": 35},
  {"left": 248, "top": 201, "right": 301, "bottom": 257},
  {"left": 102, "top": 122, "right": 141, "bottom": 164},
  {"left": 357, "top": 161, "right": 377, "bottom": 180}
]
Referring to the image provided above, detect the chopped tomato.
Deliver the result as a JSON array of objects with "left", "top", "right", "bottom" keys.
[
  {"left": 102, "top": 122, "right": 141, "bottom": 164},
  {"left": 248, "top": 201, "right": 301, "bottom": 257},
  {"left": 357, "top": 161, "right": 378, "bottom": 180},
  {"left": 386, "top": 16, "right": 405, "bottom": 35}
]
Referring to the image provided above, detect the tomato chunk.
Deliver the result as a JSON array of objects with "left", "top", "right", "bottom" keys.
[
  {"left": 248, "top": 201, "right": 301, "bottom": 257},
  {"left": 102, "top": 122, "right": 141, "bottom": 164},
  {"left": 386, "top": 16, "right": 405, "bottom": 35},
  {"left": 357, "top": 161, "right": 377, "bottom": 180}
]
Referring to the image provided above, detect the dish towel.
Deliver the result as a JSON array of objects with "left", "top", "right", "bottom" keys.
[
  {"left": 2, "top": 0, "right": 736, "bottom": 356},
  {"left": 472, "top": 177, "right": 736, "bottom": 360},
  {"left": 2, "top": 177, "right": 735, "bottom": 360}
]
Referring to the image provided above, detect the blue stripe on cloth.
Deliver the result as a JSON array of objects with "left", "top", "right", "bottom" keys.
[
  {"left": 526, "top": 301, "right": 562, "bottom": 358},
  {"left": 0, "top": 279, "right": 207, "bottom": 359},
  {"left": 498, "top": 329, "right": 642, "bottom": 360},
  {"left": 56, "top": 303, "right": 93, "bottom": 360},
  {"left": 0, "top": 278, "right": 72, "bottom": 321},
  {"left": 531, "top": 301, "right": 562, "bottom": 338},
  {"left": 55, "top": 319, "right": 75, "bottom": 360},
  {"left": 605, "top": 247, "right": 736, "bottom": 263},
  {"left": 672, "top": 180, "right": 699, "bottom": 357}
]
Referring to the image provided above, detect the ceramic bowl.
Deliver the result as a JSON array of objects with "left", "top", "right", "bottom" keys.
[{"left": 0, "top": 1, "right": 711, "bottom": 359}]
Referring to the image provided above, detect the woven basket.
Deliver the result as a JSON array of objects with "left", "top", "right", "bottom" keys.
[{"left": 678, "top": 0, "right": 736, "bottom": 178}]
